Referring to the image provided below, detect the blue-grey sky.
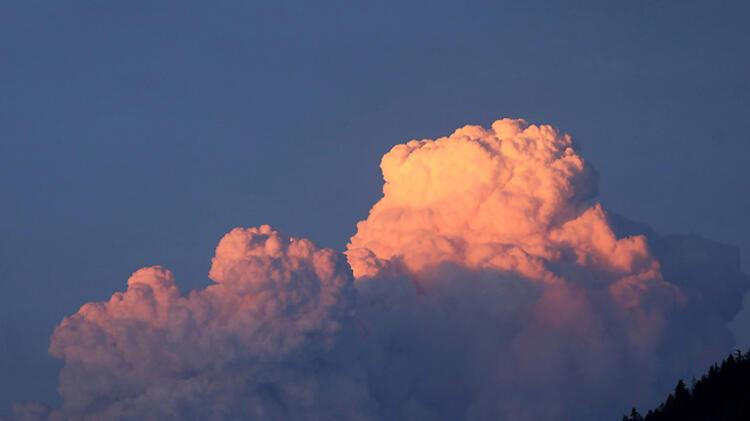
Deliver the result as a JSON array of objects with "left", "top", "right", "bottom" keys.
[{"left": 1, "top": 0, "right": 748, "bottom": 413}]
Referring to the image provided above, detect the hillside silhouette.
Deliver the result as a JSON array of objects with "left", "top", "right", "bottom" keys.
[{"left": 622, "top": 350, "right": 750, "bottom": 421}]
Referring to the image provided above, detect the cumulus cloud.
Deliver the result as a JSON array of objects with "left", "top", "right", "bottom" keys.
[
  {"left": 25, "top": 226, "right": 376, "bottom": 420},
  {"left": 347, "top": 119, "right": 651, "bottom": 282},
  {"left": 344, "top": 119, "right": 709, "bottom": 419},
  {"left": 10, "top": 119, "right": 749, "bottom": 421}
]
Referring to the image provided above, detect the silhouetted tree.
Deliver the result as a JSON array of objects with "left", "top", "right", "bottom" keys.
[
  {"left": 621, "top": 349, "right": 750, "bottom": 421},
  {"left": 622, "top": 408, "right": 643, "bottom": 421}
]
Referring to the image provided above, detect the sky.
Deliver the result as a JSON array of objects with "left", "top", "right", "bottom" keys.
[{"left": 1, "top": 0, "right": 749, "bottom": 418}]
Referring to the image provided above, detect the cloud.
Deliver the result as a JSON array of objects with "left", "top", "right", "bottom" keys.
[
  {"left": 24, "top": 226, "right": 376, "bottom": 420},
  {"left": 10, "top": 119, "right": 749, "bottom": 420},
  {"left": 344, "top": 119, "right": 704, "bottom": 419}
]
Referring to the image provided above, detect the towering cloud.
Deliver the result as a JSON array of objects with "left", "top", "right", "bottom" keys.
[
  {"left": 347, "top": 119, "right": 657, "bottom": 284},
  {"left": 10, "top": 119, "right": 749, "bottom": 421},
  {"left": 345, "top": 119, "right": 697, "bottom": 420}
]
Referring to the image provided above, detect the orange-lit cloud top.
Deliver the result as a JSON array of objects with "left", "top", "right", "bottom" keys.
[
  {"left": 12, "top": 119, "right": 749, "bottom": 421},
  {"left": 348, "top": 118, "right": 659, "bottom": 285}
]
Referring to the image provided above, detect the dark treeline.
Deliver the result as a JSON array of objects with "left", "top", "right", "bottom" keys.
[{"left": 622, "top": 350, "right": 750, "bottom": 421}]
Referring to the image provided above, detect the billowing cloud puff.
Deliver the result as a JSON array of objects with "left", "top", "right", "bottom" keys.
[
  {"left": 31, "top": 226, "right": 375, "bottom": 420},
  {"left": 346, "top": 119, "right": 748, "bottom": 420},
  {"left": 346, "top": 119, "right": 673, "bottom": 333},
  {"left": 9, "top": 119, "right": 749, "bottom": 421},
  {"left": 347, "top": 119, "right": 651, "bottom": 281},
  {"left": 344, "top": 119, "right": 747, "bottom": 419}
]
